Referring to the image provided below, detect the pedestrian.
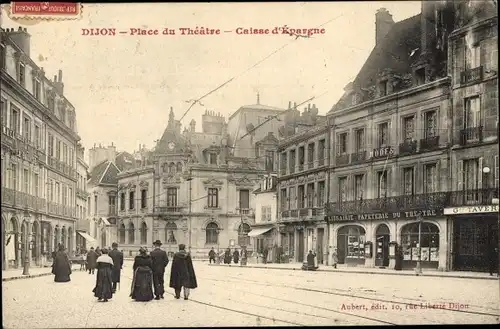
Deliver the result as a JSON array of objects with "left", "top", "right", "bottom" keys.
[
  {"left": 52, "top": 244, "right": 72, "bottom": 283},
  {"left": 233, "top": 249, "right": 239, "bottom": 264},
  {"left": 240, "top": 246, "right": 248, "bottom": 266},
  {"left": 208, "top": 247, "right": 216, "bottom": 264},
  {"left": 169, "top": 244, "right": 197, "bottom": 300},
  {"left": 93, "top": 248, "right": 114, "bottom": 302},
  {"left": 224, "top": 248, "right": 232, "bottom": 264},
  {"left": 108, "top": 242, "right": 124, "bottom": 293},
  {"left": 302, "top": 250, "right": 318, "bottom": 271},
  {"left": 130, "top": 246, "right": 154, "bottom": 302},
  {"left": 86, "top": 247, "right": 98, "bottom": 274},
  {"left": 95, "top": 247, "right": 102, "bottom": 257},
  {"left": 262, "top": 247, "right": 269, "bottom": 264},
  {"left": 277, "top": 245, "right": 283, "bottom": 264},
  {"left": 487, "top": 244, "right": 498, "bottom": 276},
  {"left": 150, "top": 240, "right": 169, "bottom": 300},
  {"left": 332, "top": 247, "right": 338, "bottom": 269}
]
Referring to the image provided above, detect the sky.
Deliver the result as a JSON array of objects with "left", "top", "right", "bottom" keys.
[{"left": 1, "top": 2, "right": 421, "bottom": 159}]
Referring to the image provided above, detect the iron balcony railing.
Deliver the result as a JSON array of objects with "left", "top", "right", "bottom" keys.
[
  {"left": 420, "top": 135, "right": 440, "bottom": 151},
  {"left": 155, "top": 206, "right": 185, "bottom": 213},
  {"left": 351, "top": 150, "right": 367, "bottom": 163},
  {"left": 460, "top": 66, "right": 483, "bottom": 84},
  {"left": 460, "top": 126, "right": 483, "bottom": 145},
  {"left": 336, "top": 153, "right": 349, "bottom": 166},
  {"left": 399, "top": 139, "right": 418, "bottom": 156},
  {"left": 1, "top": 187, "right": 47, "bottom": 212}
]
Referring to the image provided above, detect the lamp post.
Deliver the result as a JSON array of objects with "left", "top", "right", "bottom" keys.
[
  {"left": 185, "top": 168, "right": 193, "bottom": 253},
  {"left": 22, "top": 209, "right": 31, "bottom": 276},
  {"left": 482, "top": 166, "right": 498, "bottom": 278},
  {"left": 415, "top": 212, "right": 423, "bottom": 275}
]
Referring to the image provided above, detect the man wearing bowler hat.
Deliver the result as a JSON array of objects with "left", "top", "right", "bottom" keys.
[
  {"left": 108, "top": 242, "right": 124, "bottom": 293},
  {"left": 150, "top": 239, "right": 169, "bottom": 299}
]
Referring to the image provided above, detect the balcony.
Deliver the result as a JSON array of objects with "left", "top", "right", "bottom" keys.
[
  {"left": 336, "top": 153, "right": 349, "bottom": 166},
  {"left": 1, "top": 187, "right": 46, "bottom": 212},
  {"left": 280, "top": 210, "right": 290, "bottom": 219},
  {"left": 460, "top": 66, "right": 483, "bottom": 84},
  {"left": 399, "top": 139, "right": 418, "bottom": 156},
  {"left": 420, "top": 135, "right": 440, "bottom": 152},
  {"left": 351, "top": 150, "right": 367, "bottom": 163},
  {"left": 318, "top": 156, "right": 325, "bottom": 167},
  {"left": 280, "top": 167, "right": 287, "bottom": 176},
  {"left": 307, "top": 161, "right": 314, "bottom": 170},
  {"left": 76, "top": 188, "right": 89, "bottom": 199},
  {"left": 237, "top": 208, "right": 254, "bottom": 216},
  {"left": 460, "top": 126, "right": 483, "bottom": 145},
  {"left": 299, "top": 208, "right": 309, "bottom": 217},
  {"left": 298, "top": 162, "right": 304, "bottom": 172},
  {"left": 155, "top": 205, "right": 185, "bottom": 214},
  {"left": 447, "top": 188, "right": 498, "bottom": 207},
  {"left": 1, "top": 125, "right": 16, "bottom": 148},
  {"left": 48, "top": 157, "right": 77, "bottom": 180}
]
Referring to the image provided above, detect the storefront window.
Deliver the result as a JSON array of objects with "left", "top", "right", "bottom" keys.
[
  {"left": 337, "top": 226, "right": 366, "bottom": 261},
  {"left": 401, "top": 222, "right": 439, "bottom": 262}
]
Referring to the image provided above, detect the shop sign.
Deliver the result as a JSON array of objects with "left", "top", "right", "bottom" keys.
[
  {"left": 444, "top": 205, "right": 499, "bottom": 215},
  {"left": 331, "top": 209, "right": 439, "bottom": 222}
]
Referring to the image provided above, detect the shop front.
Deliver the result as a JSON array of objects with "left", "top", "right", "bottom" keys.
[{"left": 446, "top": 205, "right": 499, "bottom": 272}]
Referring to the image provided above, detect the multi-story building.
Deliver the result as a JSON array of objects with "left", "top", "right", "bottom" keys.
[
  {"left": 114, "top": 99, "right": 284, "bottom": 258},
  {"left": 1, "top": 26, "right": 80, "bottom": 269},
  {"left": 325, "top": 1, "right": 498, "bottom": 272},
  {"left": 75, "top": 142, "right": 92, "bottom": 250},
  {"left": 277, "top": 104, "right": 329, "bottom": 264}
]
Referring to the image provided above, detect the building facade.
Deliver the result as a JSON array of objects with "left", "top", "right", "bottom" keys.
[
  {"left": 277, "top": 105, "right": 330, "bottom": 264},
  {"left": 1, "top": 27, "right": 80, "bottom": 269},
  {"left": 325, "top": 2, "right": 498, "bottom": 272},
  {"left": 75, "top": 142, "right": 91, "bottom": 250}
]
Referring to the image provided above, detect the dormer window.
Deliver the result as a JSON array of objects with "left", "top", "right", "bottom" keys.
[
  {"left": 47, "top": 94, "right": 55, "bottom": 112},
  {"left": 18, "top": 62, "right": 26, "bottom": 86},
  {"left": 352, "top": 93, "right": 361, "bottom": 105},
  {"left": 0, "top": 43, "right": 5, "bottom": 69},
  {"left": 415, "top": 68, "right": 426, "bottom": 85},
  {"left": 379, "top": 80, "right": 388, "bottom": 96},
  {"left": 33, "top": 78, "right": 41, "bottom": 100},
  {"left": 209, "top": 153, "right": 217, "bottom": 165}
]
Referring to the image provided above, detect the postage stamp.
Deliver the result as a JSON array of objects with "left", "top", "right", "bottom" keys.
[{"left": 6, "top": 2, "right": 82, "bottom": 21}]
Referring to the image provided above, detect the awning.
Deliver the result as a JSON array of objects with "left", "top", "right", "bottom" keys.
[
  {"left": 77, "top": 231, "right": 98, "bottom": 248},
  {"left": 247, "top": 227, "right": 274, "bottom": 237}
]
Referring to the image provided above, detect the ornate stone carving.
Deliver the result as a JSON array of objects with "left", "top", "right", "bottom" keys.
[
  {"left": 139, "top": 180, "right": 149, "bottom": 188},
  {"left": 162, "top": 175, "right": 181, "bottom": 186},
  {"left": 202, "top": 178, "right": 224, "bottom": 186}
]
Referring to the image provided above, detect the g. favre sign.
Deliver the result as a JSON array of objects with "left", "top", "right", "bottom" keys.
[
  {"left": 331, "top": 209, "right": 439, "bottom": 222},
  {"left": 443, "top": 205, "right": 499, "bottom": 215}
]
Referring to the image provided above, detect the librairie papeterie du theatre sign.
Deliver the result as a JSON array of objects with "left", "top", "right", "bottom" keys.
[{"left": 331, "top": 209, "right": 439, "bottom": 222}]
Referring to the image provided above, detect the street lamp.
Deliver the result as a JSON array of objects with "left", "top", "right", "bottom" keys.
[
  {"left": 185, "top": 168, "right": 193, "bottom": 253},
  {"left": 415, "top": 212, "right": 423, "bottom": 275},
  {"left": 22, "top": 209, "right": 31, "bottom": 276}
]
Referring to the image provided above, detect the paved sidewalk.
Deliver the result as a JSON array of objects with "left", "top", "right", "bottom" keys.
[
  {"left": 2, "top": 263, "right": 81, "bottom": 282},
  {"left": 211, "top": 262, "right": 499, "bottom": 281}
]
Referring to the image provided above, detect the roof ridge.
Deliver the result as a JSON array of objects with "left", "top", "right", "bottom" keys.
[{"left": 98, "top": 161, "right": 113, "bottom": 185}]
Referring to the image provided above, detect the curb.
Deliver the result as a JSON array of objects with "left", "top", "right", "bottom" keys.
[
  {"left": 2, "top": 272, "right": 52, "bottom": 282},
  {"left": 212, "top": 264, "right": 498, "bottom": 281}
]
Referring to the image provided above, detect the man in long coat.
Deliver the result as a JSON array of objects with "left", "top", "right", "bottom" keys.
[
  {"left": 169, "top": 244, "right": 197, "bottom": 300},
  {"left": 150, "top": 240, "right": 169, "bottom": 300},
  {"left": 52, "top": 244, "right": 72, "bottom": 282},
  {"left": 86, "top": 247, "right": 98, "bottom": 274},
  {"left": 108, "top": 242, "right": 124, "bottom": 293}
]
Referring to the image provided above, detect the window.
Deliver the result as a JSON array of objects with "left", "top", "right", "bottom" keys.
[
  {"left": 288, "top": 186, "right": 296, "bottom": 209},
  {"left": 129, "top": 191, "right": 135, "bottom": 210},
  {"left": 33, "top": 173, "right": 39, "bottom": 197},
  {"left": 23, "top": 169, "right": 29, "bottom": 193},
  {"left": 297, "top": 185, "right": 305, "bottom": 208},
  {"left": 307, "top": 143, "right": 315, "bottom": 167},
  {"left": 298, "top": 146, "right": 305, "bottom": 170},
  {"left": 69, "top": 188, "right": 73, "bottom": 206},
  {"left": 339, "top": 177, "right": 348, "bottom": 202},
  {"left": 265, "top": 150, "right": 274, "bottom": 172},
  {"left": 379, "top": 80, "right": 388, "bottom": 96},
  {"left": 306, "top": 183, "right": 314, "bottom": 208},
  {"left": 337, "top": 133, "right": 348, "bottom": 155},
  {"left": 424, "top": 163, "right": 438, "bottom": 194},
  {"left": 0, "top": 98, "right": 6, "bottom": 127},
  {"left": 140, "top": 222, "right": 147, "bottom": 244},
  {"left": 128, "top": 223, "right": 135, "bottom": 244},
  {"left": 48, "top": 134, "right": 54, "bottom": 157},
  {"left": 120, "top": 192, "right": 125, "bottom": 210},
  {"left": 10, "top": 106, "right": 19, "bottom": 134},
  {"left": 23, "top": 115, "right": 31, "bottom": 142},
  {"left": 69, "top": 149, "right": 74, "bottom": 167},
  {"left": 401, "top": 222, "right": 439, "bottom": 262},
  {"left": 87, "top": 197, "right": 91, "bottom": 215},
  {"left": 377, "top": 171, "right": 387, "bottom": 198},
  {"left": 402, "top": 167, "right": 415, "bottom": 195},
  {"left": 464, "top": 96, "right": 481, "bottom": 129},
  {"left": 11, "top": 164, "right": 17, "bottom": 190},
  {"left": 48, "top": 95, "right": 55, "bottom": 112},
  {"left": 94, "top": 194, "right": 97, "bottom": 215},
  {"left": 261, "top": 206, "right": 272, "bottom": 221},
  {"left": 238, "top": 223, "right": 251, "bottom": 246},
  {"left": 0, "top": 43, "right": 5, "bottom": 69},
  {"left": 352, "top": 93, "right": 361, "bottom": 105},
  {"left": 168, "top": 163, "right": 175, "bottom": 173},
  {"left": 289, "top": 149, "right": 296, "bottom": 173},
  {"left": 141, "top": 189, "right": 147, "bottom": 209},
  {"left": 424, "top": 110, "right": 437, "bottom": 138},
  {"left": 176, "top": 162, "right": 182, "bottom": 172},
  {"left": 209, "top": 153, "right": 217, "bottom": 165},
  {"left": 378, "top": 122, "right": 389, "bottom": 147},
  {"left": 34, "top": 79, "right": 41, "bottom": 100},
  {"left": 317, "top": 181, "right": 325, "bottom": 207},
  {"left": 34, "top": 125, "right": 40, "bottom": 148},
  {"left": 205, "top": 222, "right": 219, "bottom": 244},
  {"left": 18, "top": 62, "right": 25, "bottom": 86},
  {"left": 207, "top": 188, "right": 218, "bottom": 208},
  {"left": 239, "top": 189, "right": 249, "bottom": 209},
  {"left": 63, "top": 144, "right": 68, "bottom": 164},
  {"left": 464, "top": 158, "right": 480, "bottom": 192},
  {"left": 318, "top": 139, "right": 325, "bottom": 164},
  {"left": 167, "top": 188, "right": 177, "bottom": 207},
  {"left": 465, "top": 43, "right": 481, "bottom": 69},
  {"left": 402, "top": 116, "right": 415, "bottom": 140},
  {"left": 354, "top": 174, "right": 364, "bottom": 200},
  {"left": 56, "top": 140, "right": 61, "bottom": 160},
  {"left": 108, "top": 195, "right": 116, "bottom": 215},
  {"left": 62, "top": 185, "right": 67, "bottom": 206},
  {"left": 338, "top": 226, "right": 366, "bottom": 260},
  {"left": 415, "top": 67, "right": 425, "bottom": 85},
  {"left": 355, "top": 129, "right": 365, "bottom": 151},
  {"left": 280, "top": 188, "right": 288, "bottom": 210},
  {"left": 166, "top": 222, "right": 177, "bottom": 244},
  {"left": 119, "top": 223, "right": 126, "bottom": 244},
  {"left": 280, "top": 152, "right": 287, "bottom": 173}
]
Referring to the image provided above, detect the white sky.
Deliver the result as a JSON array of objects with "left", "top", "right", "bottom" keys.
[{"left": 1, "top": 2, "right": 421, "bottom": 157}]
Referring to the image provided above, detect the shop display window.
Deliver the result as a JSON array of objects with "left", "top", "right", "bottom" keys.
[
  {"left": 338, "top": 225, "right": 366, "bottom": 260},
  {"left": 400, "top": 222, "right": 440, "bottom": 262}
]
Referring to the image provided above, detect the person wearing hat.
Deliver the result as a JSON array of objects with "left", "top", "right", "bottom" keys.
[
  {"left": 150, "top": 239, "right": 169, "bottom": 300},
  {"left": 93, "top": 248, "right": 114, "bottom": 302},
  {"left": 130, "top": 246, "right": 154, "bottom": 302},
  {"left": 169, "top": 244, "right": 197, "bottom": 300},
  {"left": 86, "top": 247, "right": 98, "bottom": 275},
  {"left": 108, "top": 242, "right": 124, "bottom": 293}
]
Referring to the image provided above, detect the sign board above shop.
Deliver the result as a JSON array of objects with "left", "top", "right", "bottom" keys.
[
  {"left": 331, "top": 209, "right": 440, "bottom": 222},
  {"left": 444, "top": 205, "right": 499, "bottom": 215}
]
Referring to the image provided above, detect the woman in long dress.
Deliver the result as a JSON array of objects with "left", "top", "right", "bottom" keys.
[
  {"left": 52, "top": 244, "right": 72, "bottom": 282},
  {"left": 93, "top": 248, "right": 114, "bottom": 302},
  {"left": 130, "top": 247, "right": 154, "bottom": 302}
]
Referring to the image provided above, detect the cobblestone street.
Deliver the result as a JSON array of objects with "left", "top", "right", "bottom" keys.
[{"left": 2, "top": 261, "right": 499, "bottom": 327}]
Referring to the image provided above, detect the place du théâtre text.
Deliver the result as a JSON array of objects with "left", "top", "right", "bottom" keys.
[
  {"left": 341, "top": 302, "right": 470, "bottom": 312},
  {"left": 80, "top": 26, "right": 327, "bottom": 37}
]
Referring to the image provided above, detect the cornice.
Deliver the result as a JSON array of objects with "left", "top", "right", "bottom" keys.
[
  {"left": 278, "top": 125, "right": 328, "bottom": 150},
  {"left": 1, "top": 70, "right": 81, "bottom": 141},
  {"left": 117, "top": 166, "right": 154, "bottom": 178},
  {"left": 449, "top": 15, "right": 498, "bottom": 39}
]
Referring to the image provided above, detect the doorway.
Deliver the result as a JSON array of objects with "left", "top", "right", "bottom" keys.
[
  {"left": 375, "top": 224, "right": 390, "bottom": 267},
  {"left": 317, "top": 228, "right": 324, "bottom": 264},
  {"left": 297, "top": 230, "right": 304, "bottom": 262}
]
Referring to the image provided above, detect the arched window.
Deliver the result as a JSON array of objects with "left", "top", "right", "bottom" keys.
[
  {"left": 238, "top": 223, "right": 251, "bottom": 246},
  {"left": 140, "top": 222, "right": 147, "bottom": 244},
  {"left": 337, "top": 225, "right": 366, "bottom": 262},
  {"left": 61, "top": 227, "right": 67, "bottom": 249},
  {"left": 206, "top": 222, "right": 219, "bottom": 244},
  {"left": 176, "top": 162, "right": 183, "bottom": 172},
  {"left": 128, "top": 222, "right": 135, "bottom": 245},
  {"left": 165, "top": 222, "right": 177, "bottom": 244},
  {"left": 401, "top": 222, "right": 440, "bottom": 263},
  {"left": 168, "top": 163, "right": 176, "bottom": 173},
  {"left": 118, "top": 223, "right": 126, "bottom": 244}
]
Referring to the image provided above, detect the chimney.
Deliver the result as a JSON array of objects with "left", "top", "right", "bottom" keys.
[
  {"left": 288, "top": 101, "right": 291, "bottom": 109},
  {"left": 6, "top": 26, "right": 31, "bottom": 56},
  {"left": 420, "top": 1, "right": 436, "bottom": 56},
  {"left": 375, "top": 8, "right": 394, "bottom": 45},
  {"left": 58, "top": 69, "right": 63, "bottom": 82},
  {"left": 53, "top": 69, "right": 64, "bottom": 94}
]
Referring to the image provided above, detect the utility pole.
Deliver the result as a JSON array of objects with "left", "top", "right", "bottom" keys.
[{"left": 187, "top": 167, "right": 193, "bottom": 253}]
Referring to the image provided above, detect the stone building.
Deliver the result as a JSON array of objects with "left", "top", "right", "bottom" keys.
[
  {"left": 325, "top": 1, "right": 498, "bottom": 272},
  {"left": 1, "top": 27, "right": 81, "bottom": 269},
  {"left": 75, "top": 142, "right": 92, "bottom": 250},
  {"left": 277, "top": 104, "right": 329, "bottom": 264}
]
